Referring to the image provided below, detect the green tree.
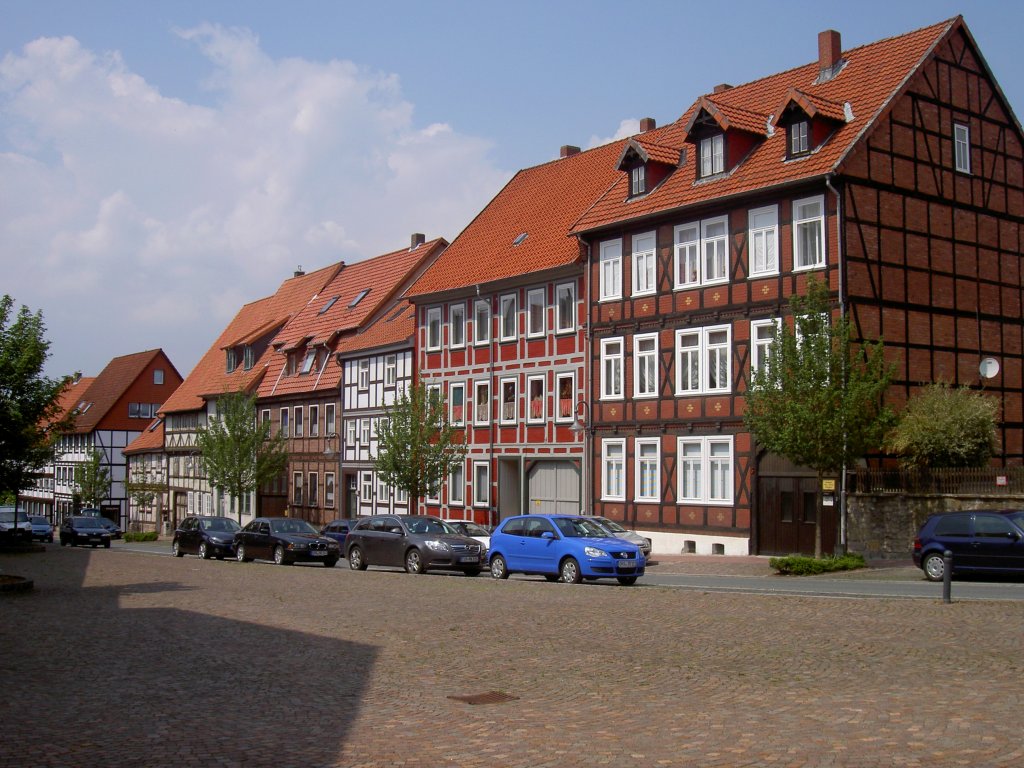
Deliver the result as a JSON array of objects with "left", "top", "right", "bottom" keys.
[
  {"left": 375, "top": 384, "right": 466, "bottom": 503},
  {"left": 74, "top": 448, "right": 111, "bottom": 508},
  {"left": 885, "top": 382, "right": 998, "bottom": 469},
  {"left": 125, "top": 464, "right": 166, "bottom": 524},
  {"left": 195, "top": 391, "right": 287, "bottom": 523},
  {"left": 0, "top": 295, "right": 72, "bottom": 497},
  {"left": 744, "top": 276, "right": 894, "bottom": 557}
]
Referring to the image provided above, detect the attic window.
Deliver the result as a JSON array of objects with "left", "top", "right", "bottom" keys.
[
  {"left": 319, "top": 296, "right": 340, "bottom": 315},
  {"left": 226, "top": 348, "right": 238, "bottom": 373},
  {"left": 301, "top": 348, "right": 317, "bottom": 374},
  {"left": 630, "top": 165, "right": 646, "bottom": 196},
  {"left": 243, "top": 345, "right": 254, "bottom": 371},
  {"left": 789, "top": 120, "right": 809, "bottom": 157},
  {"left": 387, "top": 305, "right": 407, "bottom": 322},
  {"left": 700, "top": 134, "right": 724, "bottom": 177},
  {"left": 78, "top": 401, "right": 92, "bottom": 414},
  {"left": 512, "top": 232, "right": 528, "bottom": 246},
  {"left": 349, "top": 289, "right": 370, "bottom": 308}
]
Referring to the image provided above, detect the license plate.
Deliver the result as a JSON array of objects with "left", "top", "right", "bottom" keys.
[
  {"left": 459, "top": 555, "right": 478, "bottom": 563},
  {"left": 617, "top": 559, "right": 637, "bottom": 569},
  {"left": 310, "top": 550, "right": 327, "bottom": 557}
]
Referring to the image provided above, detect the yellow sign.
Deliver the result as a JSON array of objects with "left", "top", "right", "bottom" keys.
[{"left": 821, "top": 479, "right": 836, "bottom": 491}]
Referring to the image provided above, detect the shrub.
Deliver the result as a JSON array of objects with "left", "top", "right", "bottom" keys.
[
  {"left": 123, "top": 531, "right": 159, "bottom": 542},
  {"left": 769, "top": 553, "right": 866, "bottom": 575}
]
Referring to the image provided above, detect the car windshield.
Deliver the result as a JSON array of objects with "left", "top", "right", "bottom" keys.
[
  {"left": 29, "top": 516, "right": 48, "bottom": 524},
  {"left": 73, "top": 517, "right": 103, "bottom": 527},
  {"left": 461, "top": 523, "right": 490, "bottom": 536},
  {"left": 271, "top": 519, "right": 318, "bottom": 535},
  {"left": 553, "top": 517, "right": 610, "bottom": 538},
  {"left": 200, "top": 518, "right": 241, "bottom": 533},
  {"left": 595, "top": 517, "right": 626, "bottom": 533},
  {"left": 0, "top": 510, "right": 28, "bottom": 522},
  {"left": 405, "top": 517, "right": 456, "bottom": 535}
]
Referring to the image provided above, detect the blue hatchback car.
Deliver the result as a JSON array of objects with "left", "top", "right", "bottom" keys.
[{"left": 488, "top": 514, "right": 645, "bottom": 585}]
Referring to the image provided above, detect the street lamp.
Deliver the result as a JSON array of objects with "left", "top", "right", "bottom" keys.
[{"left": 569, "top": 401, "right": 591, "bottom": 513}]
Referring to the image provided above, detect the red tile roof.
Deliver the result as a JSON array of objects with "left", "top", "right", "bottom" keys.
[
  {"left": 572, "top": 18, "right": 956, "bottom": 234},
  {"left": 124, "top": 418, "right": 164, "bottom": 455},
  {"left": 47, "top": 376, "right": 96, "bottom": 428},
  {"left": 406, "top": 140, "right": 626, "bottom": 297},
  {"left": 160, "top": 263, "right": 343, "bottom": 414},
  {"left": 617, "top": 137, "right": 682, "bottom": 169},
  {"left": 258, "top": 239, "right": 444, "bottom": 398},
  {"left": 773, "top": 88, "right": 848, "bottom": 124},
  {"left": 685, "top": 96, "right": 770, "bottom": 137},
  {"left": 334, "top": 301, "right": 416, "bottom": 356},
  {"left": 71, "top": 349, "right": 167, "bottom": 433}
]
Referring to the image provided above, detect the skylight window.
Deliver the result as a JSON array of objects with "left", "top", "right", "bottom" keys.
[
  {"left": 319, "top": 296, "right": 340, "bottom": 315},
  {"left": 301, "top": 349, "right": 317, "bottom": 374},
  {"left": 513, "top": 232, "right": 528, "bottom": 246},
  {"left": 349, "top": 289, "right": 370, "bottom": 308}
]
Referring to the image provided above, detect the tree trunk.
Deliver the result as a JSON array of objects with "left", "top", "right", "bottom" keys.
[{"left": 814, "top": 469, "right": 823, "bottom": 559}]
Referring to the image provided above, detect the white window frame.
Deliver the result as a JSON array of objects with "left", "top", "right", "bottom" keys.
[
  {"left": 526, "top": 374, "right": 545, "bottom": 424},
  {"left": 702, "top": 216, "right": 729, "bottom": 284},
  {"left": 954, "top": 122, "right": 971, "bottom": 173},
  {"left": 675, "top": 324, "right": 731, "bottom": 395},
  {"left": 360, "top": 418, "right": 371, "bottom": 446},
  {"left": 449, "top": 302, "right": 466, "bottom": 348},
  {"left": 293, "top": 471, "right": 303, "bottom": 506},
  {"left": 394, "top": 486, "right": 408, "bottom": 505},
  {"left": 555, "top": 371, "right": 575, "bottom": 423},
  {"left": 279, "top": 408, "right": 289, "bottom": 438},
  {"left": 346, "top": 418, "right": 356, "bottom": 447},
  {"left": 748, "top": 205, "right": 779, "bottom": 277},
  {"left": 601, "top": 439, "right": 626, "bottom": 501},
  {"left": 449, "top": 381, "right": 466, "bottom": 427},
  {"left": 499, "top": 377, "right": 518, "bottom": 425},
  {"left": 635, "top": 438, "right": 661, "bottom": 503},
  {"left": 309, "top": 404, "right": 320, "bottom": 437},
  {"left": 633, "top": 333, "right": 659, "bottom": 399},
  {"left": 360, "top": 471, "right": 373, "bottom": 504},
  {"left": 377, "top": 474, "right": 388, "bottom": 503},
  {"left": 793, "top": 195, "right": 825, "bottom": 270},
  {"left": 631, "top": 230, "right": 657, "bottom": 297},
  {"left": 700, "top": 133, "right": 724, "bottom": 177},
  {"left": 750, "top": 318, "right": 781, "bottom": 378},
  {"left": 600, "top": 337, "right": 624, "bottom": 400},
  {"left": 308, "top": 472, "right": 319, "bottom": 506},
  {"left": 358, "top": 359, "right": 369, "bottom": 391},
  {"left": 384, "top": 355, "right": 397, "bottom": 387},
  {"left": 599, "top": 238, "right": 622, "bottom": 301},
  {"left": 677, "top": 436, "right": 734, "bottom": 505},
  {"left": 555, "top": 282, "right": 576, "bottom": 333},
  {"left": 630, "top": 164, "right": 646, "bottom": 196},
  {"left": 325, "top": 472, "right": 335, "bottom": 508},
  {"left": 473, "top": 380, "right": 490, "bottom": 426},
  {"left": 499, "top": 293, "right": 517, "bottom": 342},
  {"left": 473, "top": 461, "right": 490, "bottom": 508},
  {"left": 426, "top": 307, "right": 442, "bottom": 351},
  {"left": 790, "top": 120, "right": 809, "bottom": 155},
  {"left": 527, "top": 288, "right": 546, "bottom": 338},
  {"left": 293, "top": 406, "right": 304, "bottom": 438},
  {"left": 473, "top": 299, "right": 491, "bottom": 345},
  {"left": 674, "top": 223, "right": 700, "bottom": 288},
  {"left": 325, "top": 403, "right": 336, "bottom": 436},
  {"left": 449, "top": 463, "right": 465, "bottom": 506}
]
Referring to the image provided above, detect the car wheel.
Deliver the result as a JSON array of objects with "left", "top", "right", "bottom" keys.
[
  {"left": 544, "top": 574, "right": 560, "bottom": 582},
  {"left": 462, "top": 568, "right": 480, "bottom": 577},
  {"left": 616, "top": 576, "right": 638, "bottom": 586},
  {"left": 172, "top": 540, "right": 184, "bottom": 558},
  {"left": 60, "top": 537, "right": 67, "bottom": 547},
  {"left": 922, "top": 552, "right": 946, "bottom": 582},
  {"left": 47, "top": 535, "right": 53, "bottom": 543},
  {"left": 273, "top": 545, "right": 289, "bottom": 565},
  {"left": 348, "top": 546, "right": 367, "bottom": 571},
  {"left": 324, "top": 558, "right": 338, "bottom": 568},
  {"left": 236, "top": 543, "right": 252, "bottom": 563},
  {"left": 103, "top": 540, "right": 111, "bottom": 549},
  {"left": 560, "top": 557, "right": 582, "bottom": 584},
  {"left": 199, "top": 542, "right": 211, "bottom": 560},
  {"left": 489, "top": 554, "right": 509, "bottom": 580},
  {"left": 404, "top": 549, "right": 424, "bottom": 574}
]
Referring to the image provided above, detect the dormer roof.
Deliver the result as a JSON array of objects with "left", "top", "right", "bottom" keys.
[
  {"left": 684, "top": 95, "right": 771, "bottom": 138},
  {"left": 616, "top": 137, "right": 683, "bottom": 170},
  {"left": 772, "top": 87, "right": 849, "bottom": 126}
]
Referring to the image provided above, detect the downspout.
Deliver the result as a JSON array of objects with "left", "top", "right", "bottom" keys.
[
  {"left": 825, "top": 173, "right": 848, "bottom": 553},
  {"left": 579, "top": 236, "right": 593, "bottom": 514}
]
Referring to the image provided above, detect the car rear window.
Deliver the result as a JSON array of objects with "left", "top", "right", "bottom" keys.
[{"left": 932, "top": 515, "right": 971, "bottom": 536}]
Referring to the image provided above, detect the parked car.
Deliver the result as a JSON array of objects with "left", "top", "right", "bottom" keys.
[
  {"left": 913, "top": 509, "right": 1024, "bottom": 581},
  {"left": 28, "top": 515, "right": 54, "bottom": 543},
  {"left": 445, "top": 520, "right": 491, "bottom": 551},
  {"left": 78, "top": 508, "right": 122, "bottom": 539},
  {"left": 173, "top": 515, "right": 241, "bottom": 559},
  {"left": 589, "top": 515, "right": 652, "bottom": 558},
  {"left": 488, "top": 514, "right": 646, "bottom": 585},
  {"left": 59, "top": 516, "right": 112, "bottom": 548},
  {"left": 320, "top": 519, "right": 354, "bottom": 550},
  {"left": 345, "top": 515, "right": 485, "bottom": 575},
  {"left": 234, "top": 517, "right": 340, "bottom": 566},
  {"left": 0, "top": 506, "right": 32, "bottom": 544}
]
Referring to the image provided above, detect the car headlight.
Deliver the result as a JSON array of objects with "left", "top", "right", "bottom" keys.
[
  {"left": 424, "top": 539, "right": 449, "bottom": 553},
  {"left": 287, "top": 541, "right": 308, "bottom": 550},
  {"left": 584, "top": 546, "right": 609, "bottom": 558}
]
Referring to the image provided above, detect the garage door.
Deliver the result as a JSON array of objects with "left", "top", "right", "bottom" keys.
[{"left": 527, "top": 461, "right": 580, "bottom": 515}]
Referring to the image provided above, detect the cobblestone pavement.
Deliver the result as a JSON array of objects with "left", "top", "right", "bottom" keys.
[{"left": 2, "top": 545, "right": 1022, "bottom": 767}]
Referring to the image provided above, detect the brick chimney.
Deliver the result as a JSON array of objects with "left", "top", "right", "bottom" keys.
[
  {"left": 639, "top": 117, "right": 656, "bottom": 133},
  {"left": 560, "top": 145, "right": 581, "bottom": 158},
  {"left": 713, "top": 83, "right": 733, "bottom": 94},
  {"left": 818, "top": 29, "right": 843, "bottom": 81},
  {"left": 410, "top": 233, "right": 425, "bottom": 249}
]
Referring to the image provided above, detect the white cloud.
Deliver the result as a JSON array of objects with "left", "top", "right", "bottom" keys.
[
  {"left": 0, "top": 26, "right": 510, "bottom": 378},
  {"left": 587, "top": 118, "right": 641, "bottom": 149}
]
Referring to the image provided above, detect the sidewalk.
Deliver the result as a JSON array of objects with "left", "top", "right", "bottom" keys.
[{"left": 647, "top": 552, "right": 919, "bottom": 579}]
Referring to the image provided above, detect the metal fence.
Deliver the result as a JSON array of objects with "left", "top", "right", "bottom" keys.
[{"left": 851, "top": 467, "right": 1024, "bottom": 495}]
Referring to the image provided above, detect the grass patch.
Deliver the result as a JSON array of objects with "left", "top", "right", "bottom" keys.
[
  {"left": 769, "top": 553, "right": 866, "bottom": 575},
  {"left": 124, "top": 531, "right": 159, "bottom": 542}
]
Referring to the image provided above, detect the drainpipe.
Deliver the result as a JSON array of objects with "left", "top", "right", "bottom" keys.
[
  {"left": 825, "top": 173, "right": 848, "bottom": 553},
  {"left": 578, "top": 236, "right": 593, "bottom": 514}
]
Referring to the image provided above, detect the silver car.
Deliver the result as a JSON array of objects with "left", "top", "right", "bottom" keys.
[{"left": 590, "top": 516, "right": 652, "bottom": 558}]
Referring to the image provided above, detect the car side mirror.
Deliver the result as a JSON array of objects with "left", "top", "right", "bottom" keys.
[{"left": 541, "top": 531, "right": 555, "bottom": 540}]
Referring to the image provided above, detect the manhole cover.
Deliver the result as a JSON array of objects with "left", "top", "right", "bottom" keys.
[{"left": 447, "top": 690, "right": 519, "bottom": 705}]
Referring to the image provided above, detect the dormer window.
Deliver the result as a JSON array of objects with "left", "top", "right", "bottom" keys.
[
  {"left": 789, "top": 120, "right": 809, "bottom": 156},
  {"left": 700, "top": 134, "right": 724, "bottom": 177},
  {"left": 226, "top": 348, "right": 237, "bottom": 373},
  {"left": 301, "top": 348, "right": 317, "bottom": 374},
  {"left": 630, "top": 164, "right": 646, "bottom": 196},
  {"left": 243, "top": 345, "right": 254, "bottom": 371}
]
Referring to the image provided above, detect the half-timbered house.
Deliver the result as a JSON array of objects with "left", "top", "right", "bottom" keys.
[
  {"left": 123, "top": 418, "right": 169, "bottom": 532},
  {"left": 569, "top": 17, "right": 1024, "bottom": 555}
]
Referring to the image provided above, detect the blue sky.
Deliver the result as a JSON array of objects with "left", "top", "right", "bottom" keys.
[{"left": 3, "top": 0, "right": 1022, "bottom": 379}]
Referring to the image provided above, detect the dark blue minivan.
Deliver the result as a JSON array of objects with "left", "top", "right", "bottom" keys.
[{"left": 913, "top": 509, "right": 1024, "bottom": 581}]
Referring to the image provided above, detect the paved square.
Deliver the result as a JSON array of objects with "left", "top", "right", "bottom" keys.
[{"left": 2, "top": 546, "right": 1021, "bottom": 767}]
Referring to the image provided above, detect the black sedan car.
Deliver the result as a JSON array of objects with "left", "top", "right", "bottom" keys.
[
  {"left": 320, "top": 519, "right": 353, "bottom": 550},
  {"left": 173, "top": 515, "right": 241, "bottom": 559},
  {"left": 346, "top": 515, "right": 485, "bottom": 575},
  {"left": 234, "top": 517, "right": 341, "bottom": 566},
  {"left": 59, "top": 516, "right": 112, "bottom": 548},
  {"left": 79, "top": 508, "right": 122, "bottom": 539}
]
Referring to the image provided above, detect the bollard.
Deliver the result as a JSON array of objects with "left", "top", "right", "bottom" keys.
[{"left": 942, "top": 549, "right": 952, "bottom": 603}]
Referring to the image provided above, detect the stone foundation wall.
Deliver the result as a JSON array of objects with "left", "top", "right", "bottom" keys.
[{"left": 846, "top": 493, "right": 1024, "bottom": 559}]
